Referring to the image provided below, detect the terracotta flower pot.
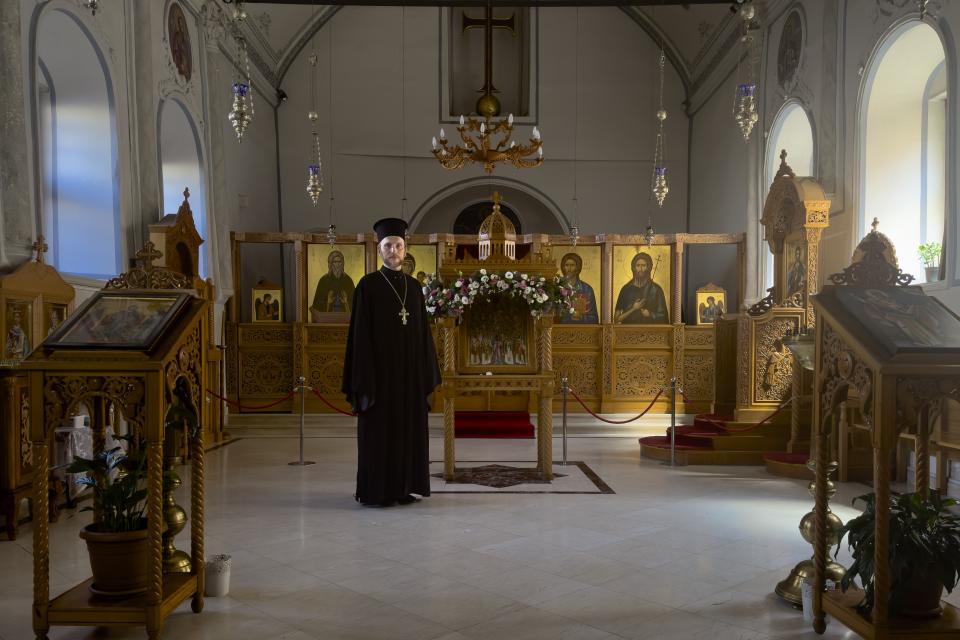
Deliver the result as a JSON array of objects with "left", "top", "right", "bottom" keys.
[
  {"left": 892, "top": 570, "right": 944, "bottom": 618},
  {"left": 79, "top": 524, "right": 149, "bottom": 597}
]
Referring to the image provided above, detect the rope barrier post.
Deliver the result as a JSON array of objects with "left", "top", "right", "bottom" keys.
[
  {"left": 561, "top": 375, "right": 569, "bottom": 466},
  {"left": 288, "top": 376, "right": 316, "bottom": 467},
  {"left": 670, "top": 378, "right": 677, "bottom": 467}
]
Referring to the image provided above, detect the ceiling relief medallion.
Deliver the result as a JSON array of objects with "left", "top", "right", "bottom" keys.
[
  {"left": 777, "top": 10, "right": 803, "bottom": 92},
  {"left": 168, "top": 2, "right": 193, "bottom": 82}
]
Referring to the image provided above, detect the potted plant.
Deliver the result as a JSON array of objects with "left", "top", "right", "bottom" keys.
[
  {"left": 834, "top": 490, "right": 960, "bottom": 618},
  {"left": 918, "top": 242, "right": 942, "bottom": 283},
  {"left": 67, "top": 439, "right": 149, "bottom": 597}
]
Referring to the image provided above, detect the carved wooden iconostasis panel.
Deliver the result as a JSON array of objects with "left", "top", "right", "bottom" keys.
[{"left": 229, "top": 231, "right": 744, "bottom": 416}]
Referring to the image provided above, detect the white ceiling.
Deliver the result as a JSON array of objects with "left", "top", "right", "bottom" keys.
[{"left": 236, "top": 3, "right": 737, "bottom": 93}]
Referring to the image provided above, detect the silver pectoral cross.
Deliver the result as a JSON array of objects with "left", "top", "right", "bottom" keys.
[{"left": 399, "top": 307, "right": 409, "bottom": 325}]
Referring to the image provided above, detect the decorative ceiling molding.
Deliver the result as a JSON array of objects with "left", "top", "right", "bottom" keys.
[
  {"left": 618, "top": 7, "right": 692, "bottom": 95},
  {"left": 275, "top": 5, "right": 341, "bottom": 86}
]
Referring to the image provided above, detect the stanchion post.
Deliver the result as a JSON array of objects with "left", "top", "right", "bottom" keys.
[
  {"left": 670, "top": 377, "right": 677, "bottom": 467},
  {"left": 289, "top": 376, "right": 316, "bottom": 466},
  {"left": 561, "top": 375, "right": 568, "bottom": 466}
]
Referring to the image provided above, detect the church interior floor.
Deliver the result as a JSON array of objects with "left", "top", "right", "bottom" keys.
[{"left": 4, "top": 430, "right": 957, "bottom": 640}]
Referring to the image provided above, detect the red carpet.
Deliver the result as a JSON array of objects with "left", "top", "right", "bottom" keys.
[
  {"left": 638, "top": 414, "right": 733, "bottom": 450},
  {"left": 454, "top": 411, "right": 534, "bottom": 439}
]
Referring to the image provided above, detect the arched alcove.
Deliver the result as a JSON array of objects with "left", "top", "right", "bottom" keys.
[
  {"left": 35, "top": 8, "right": 119, "bottom": 278},
  {"left": 159, "top": 98, "right": 207, "bottom": 276},
  {"left": 412, "top": 179, "right": 566, "bottom": 235},
  {"left": 763, "top": 101, "right": 814, "bottom": 290},
  {"left": 860, "top": 21, "right": 947, "bottom": 281}
]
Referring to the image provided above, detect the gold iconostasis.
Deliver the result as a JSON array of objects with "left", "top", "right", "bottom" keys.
[{"left": 227, "top": 231, "right": 744, "bottom": 414}]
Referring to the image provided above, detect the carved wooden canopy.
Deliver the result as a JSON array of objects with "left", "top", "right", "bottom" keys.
[
  {"left": 149, "top": 188, "right": 204, "bottom": 279},
  {"left": 752, "top": 150, "right": 831, "bottom": 317}
]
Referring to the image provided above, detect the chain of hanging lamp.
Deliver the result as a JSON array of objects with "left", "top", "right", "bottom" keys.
[
  {"left": 651, "top": 47, "right": 669, "bottom": 208},
  {"left": 400, "top": 6, "right": 409, "bottom": 238},
  {"left": 305, "top": 3, "right": 324, "bottom": 206},
  {"left": 569, "top": 7, "right": 580, "bottom": 247},
  {"left": 733, "top": 0, "right": 759, "bottom": 141},
  {"left": 228, "top": 2, "right": 255, "bottom": 142},
  {"left": 326, "top": 17, "right": 337, "bottom": 245}
]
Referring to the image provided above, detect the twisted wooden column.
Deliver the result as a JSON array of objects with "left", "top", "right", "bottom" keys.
[
  {"left": 442, "top": 320, "right": 456, "bottom": 480},
  {"left": 538, "top": 318, "right": 554, "bottom": 479},
  {"left": 32, "top": 440, "right": 50, "bottom": 640},
  {"left": 873, "top": 443, "right": 891, "bottom": 626},
  {"left": 146, "top": 441, "right": 165, "bottom": 638},
  {"left": 190, "top": 427, "right": 205, "bottom": 613},
  {"left": 812, "top": 411, "right": 831, "bottom": 634},
  {"left": 916, "top": 404, "right": 930, "bottom": 499}
]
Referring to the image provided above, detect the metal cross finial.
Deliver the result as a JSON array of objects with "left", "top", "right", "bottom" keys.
[
  {"left": 871, "top": 217, "right": 880, "bottom": 233},
  {"left": 32, "top": 235, "right": 49, "bottom": 264},
  {"left": 182, "top": 187, "right": 191, "bottom": 201},
  {"left": 135, "top": 241, "right": 164, "bottom": 270}
]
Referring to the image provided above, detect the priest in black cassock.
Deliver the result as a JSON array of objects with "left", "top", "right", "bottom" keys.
[{"left": 342, "top": 217, "right": 442, "bottom": 507}]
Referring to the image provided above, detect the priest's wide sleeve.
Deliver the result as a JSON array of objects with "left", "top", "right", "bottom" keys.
[{"left": 342, "top": 282, "right": 375, "bottom": 412}]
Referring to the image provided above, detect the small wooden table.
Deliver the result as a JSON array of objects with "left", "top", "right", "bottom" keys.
[{"left": 442, "top": 374, "right": 555, "bottom": 480}]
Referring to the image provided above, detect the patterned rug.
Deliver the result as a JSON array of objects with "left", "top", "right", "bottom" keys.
[{"left": 429, "top": 461, "right": 614, "bottom": 494}]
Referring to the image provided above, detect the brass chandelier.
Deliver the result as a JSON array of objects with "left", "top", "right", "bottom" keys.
[
  {"left": 432, "top": 114, "right": 542, "bottom": 173},
  {"left": 430, "top": 3, "right": 542, "bottom": 173}
]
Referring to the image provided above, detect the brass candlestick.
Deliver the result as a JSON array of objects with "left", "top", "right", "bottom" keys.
[
  {"left": 775, "top": 459, "right": 845, "bottom": 606},
  {"left": 162, "top": 464, "right": 192, "bottom": 574},
  {"left": 162, "top": 379, "right": 197, "bottom": 574}
]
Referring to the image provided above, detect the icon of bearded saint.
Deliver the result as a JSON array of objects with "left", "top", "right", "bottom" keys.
[{"left": 311, "top": 250, "right": 355, "bottom": 320}]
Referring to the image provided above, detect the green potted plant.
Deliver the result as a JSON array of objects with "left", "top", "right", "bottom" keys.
[
  {"left": 834, "top": 490, "right": 960, "bottom": 618},
  {"left": 918, "top": 242, "right": 942, "bottom": 283},
  {"left": 67, "top": 439, "right": 149, "bottom": 597}
]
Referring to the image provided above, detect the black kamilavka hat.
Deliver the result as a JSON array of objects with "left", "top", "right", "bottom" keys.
[{"left": 373, "top": 217, "right": 408, "bottom": 242}]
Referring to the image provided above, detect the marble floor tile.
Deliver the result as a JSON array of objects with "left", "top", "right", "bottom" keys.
[{"left": 2, "top": 433, "right": 882, "bottom": 640}]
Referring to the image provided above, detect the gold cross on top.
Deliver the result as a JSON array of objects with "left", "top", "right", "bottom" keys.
[
  {"left": 32, "top": 235, "right": 49, "bottom": 264},
  {"left": 135, "top": 241, "right": 164, "bottom": 270}
]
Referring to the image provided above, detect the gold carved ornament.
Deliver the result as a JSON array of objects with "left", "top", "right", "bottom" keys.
[
  {"left": 239, "top": 351, "right": 294, "bottom": 396},
  {"left": 615, "top": 354, "right": 668, "bottom": 397},
  {"left": 755, "top": 317, "right": 800, "bottom": 402},
  {"left": 43, "top": 376, "right": 147, "bottom": 435},
  {"left": 683, "top": 354, "right": 714, "bottom": 399},
  {"left": 553, "top": 353, "right": 599, "bottom": 397},
  {"left": 104, "top": 242, "right": 192, "bottom": 291},
  {"left": 307, "top": 352, "right": 344, "bottom": 395},
  {"left": 817, "top": 323, "right": 874, "bottom": 429}
]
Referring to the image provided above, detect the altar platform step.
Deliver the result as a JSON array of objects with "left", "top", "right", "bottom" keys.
[{"left": 639, "top": 414, "right": 791, "bottom": 466}]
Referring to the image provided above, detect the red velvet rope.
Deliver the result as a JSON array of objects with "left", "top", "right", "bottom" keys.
[
  {"left": 567, "top": 387, "right": 664, "bottom": 424},
  {"left": 206, "top": 388, "right": 297, "bottom": 411},
  {"left": 308, "top": 387, "right": 357, "bottom": 417}
]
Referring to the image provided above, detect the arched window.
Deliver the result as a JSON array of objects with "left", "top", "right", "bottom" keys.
[
  {"left": 764, "top": 102, "right": 814, "bottom": 291},
  {"left": 35, "top": 9, "right": 119, "bottom": 278},
  {"left": 861, "top": 22, "right": 946, "bottom": 282},
  {"left": 159, "top": 99, "right": 207, "bottom": 277}
]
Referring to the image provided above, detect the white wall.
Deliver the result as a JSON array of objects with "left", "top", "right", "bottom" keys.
[{"left": 276, "top": 6, "right": 689, "bottom": 237}]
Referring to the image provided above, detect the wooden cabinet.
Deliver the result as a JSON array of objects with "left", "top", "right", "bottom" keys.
[{"left": 811, "top": 223, "right": 960, "bottom": 639}]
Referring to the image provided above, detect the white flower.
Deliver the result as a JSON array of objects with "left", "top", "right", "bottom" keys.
[
  {"left": 479, "top": 268, "right": 487, "bottom": 275},
  {"left": 481, "top": 275, "right": 489, "bottom": 283},
  {"left": 520, "top": 273, "right": 528, "bottom": 280},
  {"left": 461, "top": 296, "right": 469, "bottom": 304},
  {"left": 505, "top": 271, "right": 514, "bottom": 279},
  {"left": 455, "top": 279, "right": 463, "bottom": 287},
  {"left": 426, "top": 306, "right": 436, "bottom": 314},
  {"left": 469, "top": 282, "right": 479, "bottom": 290}
]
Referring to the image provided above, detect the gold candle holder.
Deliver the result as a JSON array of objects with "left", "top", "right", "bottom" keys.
[{"left": 775, "top": 459, "right": 846, "bottom": 606}]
